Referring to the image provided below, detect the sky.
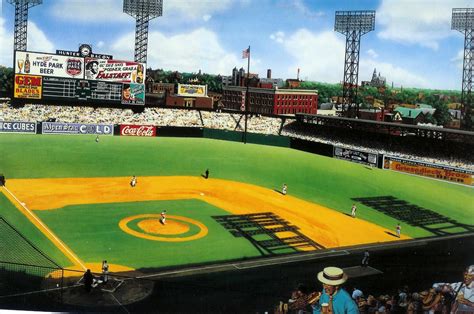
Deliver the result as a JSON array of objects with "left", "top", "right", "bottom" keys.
[{"left": 0, "top": 0, "right": 472, "bottom": 90}]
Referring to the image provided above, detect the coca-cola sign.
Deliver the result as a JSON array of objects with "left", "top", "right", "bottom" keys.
[{"left": 120, "top": 124, "right": 156, "bottom": 137}]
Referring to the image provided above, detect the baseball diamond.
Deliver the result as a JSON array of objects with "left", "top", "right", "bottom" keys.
[{"left": 0, "top": 134, "right": 472, "bottom": 275}]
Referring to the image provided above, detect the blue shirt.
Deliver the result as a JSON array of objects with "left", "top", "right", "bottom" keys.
[{"left": 313, "top": 288, "right": 359, "bottom": 314}]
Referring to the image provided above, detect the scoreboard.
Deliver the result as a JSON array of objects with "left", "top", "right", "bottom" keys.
[{"left": 13, "top": 50, "right": 145, "bottom": 106}]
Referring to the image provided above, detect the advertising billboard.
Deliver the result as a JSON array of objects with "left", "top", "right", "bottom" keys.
[
  {"left": 15, "top": 51, "right": 84, "bottom": 78},
  {"left": 121, "top": 83, "right": 145, "bottom": 105},
  {"left": 85, "top": 58, "right": 145, "bottom": 84},
  {"left": 14, "top": 75, "right": 42, "bottom": 99},
  {"left": 13, "top": 50, "right": 145, "bottom": 106},
  {"left": 120, "top": 124, "right": 156, "bottom": 137},
  {"left": 383, "top": 156, "right": 474, "bottom": 186},
  {"left": 177, "top": 84, "right": 207, "bottom": 97},
  {"left": 0, "top": 121, "right": 37, "bottom": 134},
  {"left": 333, "top": 146, "right": 378, "bottom": 167},
  {"left": 41, "top": 122, "right": 114, "bottom": 135}
]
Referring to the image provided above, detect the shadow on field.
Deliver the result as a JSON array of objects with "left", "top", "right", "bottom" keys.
[
  {"left": 352, "top": 196, "right": 474, "bottom": 236},
  {"left": 212, "top": 212, "right": 324, "bottom": 255},
  {"left": 384, "top": 231, "right": 400, "bottom": 238}
]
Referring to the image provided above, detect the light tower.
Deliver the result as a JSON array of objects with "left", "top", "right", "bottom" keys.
[
  {"left": 335, "top": 10, "right": 375, "bottom": 118},
  {"left": 7, "top": 0, "right": 42, "bottom": 51},
  {"left": 123, "top": 0, "right": 163, "bottom": 64},
  {"left": 452, "top": 8, "right": 474, "bottom": 130}
]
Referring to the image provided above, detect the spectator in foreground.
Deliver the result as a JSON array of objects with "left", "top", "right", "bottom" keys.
[
  {"left": 312, "top": 266, "right": 359, "bottom": 314},
  {"left": 433, "top": 265, "right": 474, "bottom": 313},
  {"left": 287, "top": 283, "right": 312, "bottom": 313}
]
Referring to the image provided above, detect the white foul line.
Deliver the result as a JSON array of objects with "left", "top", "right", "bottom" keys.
[{"left": 2, "top": 186, "right": 86, "bottom": 270}]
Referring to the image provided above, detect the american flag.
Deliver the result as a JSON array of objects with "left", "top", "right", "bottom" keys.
[{"left": 242, "top": 47, "right": 250, "bottom": 59}]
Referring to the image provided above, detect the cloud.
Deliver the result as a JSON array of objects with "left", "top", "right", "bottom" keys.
[
  {"left": 0, "top": 17, "right": 13, "bottom": 67},
  {"left": 289, "top": 0, "right": 325, "bottom": 19},
  {"left": 163, "top": 0, "right": 233, "bottom": 20},
  {"left": 277, "top": 29, "right": 346, "bottom": 83},
  {"left": 377, "top": 0, "right": 473, "bottom": 50},
  {"left": 367, "top": 49, "right": 378, "bottom": 59},
  {"left": 28, "top": 22, "right": 55, "bottom": 53},
  {"left": 50, "top": 0, "right": 236, "bottom": 27},
  {"left": 0, "top": 19, "right": 53, "bottom": 66},
  {"left": 97, "top": 41, "right": 105, "bottom": 49},
  {"left": 270, "top": 31, "right": 285, "bottom": 43},
  {"left": 450, "top": 49, "right": 464, "bottom": 70},
  {"left": 276, "top": 28, "right": 430, "bottom": 88},
  {"left": 51, "top": 0, "right": 130, "bottom": 22},
  {"left": 111, "top": 28, "right": 253, "bottom": 76},
  {"left": 359, "top": 59, "right": 430, "bottom": 89}
]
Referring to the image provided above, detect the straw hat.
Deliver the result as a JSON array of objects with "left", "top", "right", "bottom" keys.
[{"left": 317, "top": 267, "right": 348, "bottom": 286}]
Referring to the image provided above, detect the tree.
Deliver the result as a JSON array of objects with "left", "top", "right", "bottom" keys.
[
  {"left": 0, "top": 66, "right": 14, "bottom": 97},
  {"left": 432, "top": 102, "right": 452, "bottom": 126}
]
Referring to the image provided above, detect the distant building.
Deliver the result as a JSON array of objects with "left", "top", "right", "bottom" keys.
[
  {"left": 317, "top": 103, "right": 337, "bottom": 116},
  {"left": 259, "top": 78, "right": 284, "bottom": 89},
  {"left": 361, "top": 68, "right": 386, "bottom": 88},
  {"left": 149, "top": 82, "right": 175, "bottom": 95},
  {"left": 221, "top": 86, "right": 317, "bottom": 115},
  {"left": 221, "top": 75, "right": 233, "bottom": 87},
  {"left": 165, "top": 84, "right": 213, "bottom": 109},
  {"left": 358, "top": 109, "right": 385, "bottom": 121},
  {"left": 286, "top": 79, "right": 301, "bottom": 89},
  {"left": 231, "top": 67, "right": 259, "bottom": 87},
  {"left": 392, "top": 107, "right": 425, "bottom": 125}
]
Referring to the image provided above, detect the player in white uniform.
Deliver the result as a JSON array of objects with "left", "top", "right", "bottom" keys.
[
  {"left": 351, "top": 204, "right": 357, "bottom": 218},
  {"left": 160, "top": 210, "right": 167, "bottom": 225},
  {"left": 130, "top": 176, "right": 137, "bottom": 187}
]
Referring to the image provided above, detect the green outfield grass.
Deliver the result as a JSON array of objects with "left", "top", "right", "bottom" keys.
[{"left": 0, "top": 134, "right": 473, "bottom": 268}]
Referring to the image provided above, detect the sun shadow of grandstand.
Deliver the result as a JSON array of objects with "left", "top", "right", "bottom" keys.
[
  {"left": 212, "top": 212, "right": 324, "bottom": 256},
  {"left": 352, "top": 196, "right": 474, "bottom": 236}
]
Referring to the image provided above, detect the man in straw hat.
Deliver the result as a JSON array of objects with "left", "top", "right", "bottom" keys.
[{"left": 312, "top": 266, "right": 359, "bottom": 313}]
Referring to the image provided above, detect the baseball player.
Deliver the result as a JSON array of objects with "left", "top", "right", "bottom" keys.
[
  {"left": 95, "top": 135, "right": 99, "bottom": 143},
  {"left": 282, "top": 184, "right": 287, "bottom": 195},
  {"left": 351, "top": 204, "right": 357, "bottom": 218},
  {"left": 102, "top": 260, "right": 109, "bottom": 283},
  {"left": 396, "top": 223, "right": 401, "bottom": 237},
  {"left": 160, "top": 210, "right": 167, "bottom": 225},
  {"left": 130, "top": 175, "right": 137, "bottom": 188}
]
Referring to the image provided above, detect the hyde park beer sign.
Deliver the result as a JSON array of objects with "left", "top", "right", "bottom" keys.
[{"left": 15, "top": 51, "right": 84, "bottom": 78}]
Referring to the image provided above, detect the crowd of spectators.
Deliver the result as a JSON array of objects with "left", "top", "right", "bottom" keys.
[
  {"left": 277, "top": 264, "right": 474, "bottom": 314},
  {"left": 1, "top": 102, "right": 473, "bottom": 170},
  {"left": 281, "top": 121, "right": 474, "bottom": 170},
  {"left": 0, "top": 103, "right": 283, "bottom": 134}
]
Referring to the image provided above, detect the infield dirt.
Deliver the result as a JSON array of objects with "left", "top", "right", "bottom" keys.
[{"left": 4, "top": 176, "right": 409, "bottom": 270}]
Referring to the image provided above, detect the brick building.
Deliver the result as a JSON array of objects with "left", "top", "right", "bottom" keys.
[{"left": 222, "top": 86, "right": 317, "bottom": 115}]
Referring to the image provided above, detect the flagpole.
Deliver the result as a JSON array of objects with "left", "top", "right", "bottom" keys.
[{"left": 243, "top": 45, "right": 250, "bottom": 144}]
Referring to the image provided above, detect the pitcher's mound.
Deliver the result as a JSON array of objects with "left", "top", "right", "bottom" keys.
[{"left": 138, "top": 219, "right": 190, "bottom": 235}]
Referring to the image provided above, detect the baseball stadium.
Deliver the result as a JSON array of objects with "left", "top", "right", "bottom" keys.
[{"left": 1, "top": 0, "right": 474, "bottom": 313}]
